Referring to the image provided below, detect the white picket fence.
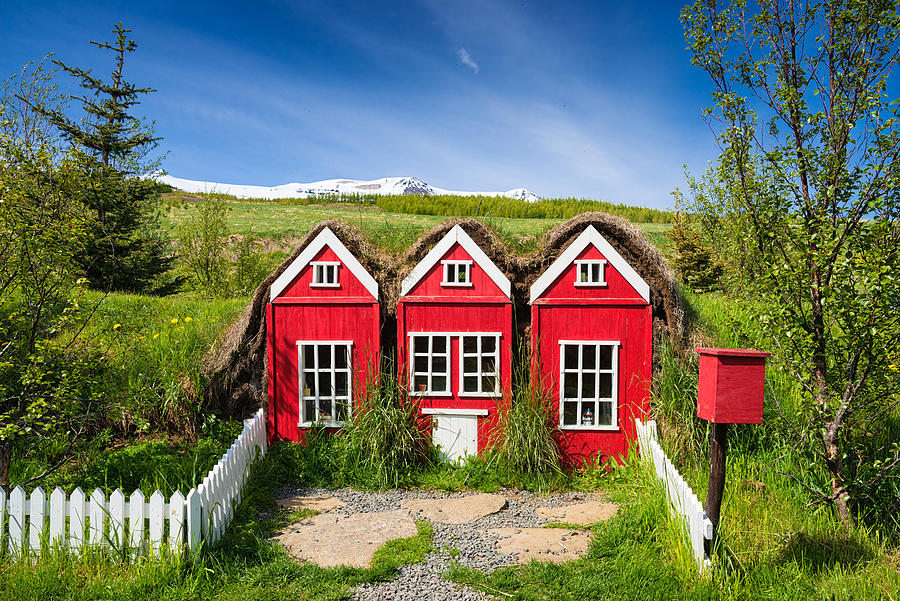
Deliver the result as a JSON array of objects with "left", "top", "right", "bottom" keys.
[
  {"left": 0, "top": 408, "right": 267, "bottom": 557},
  {"left": 635, "top": 418, "right": 712, "bottom": 569}
]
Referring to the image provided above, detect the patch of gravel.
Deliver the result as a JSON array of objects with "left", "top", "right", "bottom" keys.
[{"left": 271, "top": 486, "right": 605, "bottom": 601}]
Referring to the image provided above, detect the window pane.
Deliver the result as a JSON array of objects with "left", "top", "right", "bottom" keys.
[
  {"left": 463, "top": 376, "right": 478, "bottom": 393},
  {"left": 433, "top": 356, "right": 447, "bottom": 374},
  {"left": 318, "top": 400, "right": 332, "bottom": 423},
  {"left": 314, "top": 264, "right": 323, "bottom": 282},
  {"left": 482, "top": 336, "right": 495, "bottom": 354},
  {"left": 581, "top": 372, "right": 596, "bottom": 399},
  {"left": 414, "top": 375, "right": 428, "bottom": 391},
  {"left": 563, "top": 344, "right": 578, "bottom": 369},
  {"left": 563, "top": 401, "right": 579, "bottom": 426},
  {"left": 457, "top": 266, "right": 467, "bottom": 282},
  {"left": 335, "top": 399, "right": 348, "bottom": 422},
  {"left": 335, "top": 372, "right": 348, "bottom": 396},
  {"left": 598, "top": 345, "right": 613, "bottom": 369},
  {"left": 432, "top": 337, "right": 446, "bottom": 353},
  {"left": 303, "top": 399, "right": 315, "bottom": 423},
  {"left": 304, "top": 372, "right": 316, "bottom": 396},
  {"left": 432, "top": 376, "right": 447, "bottom": 392},
  {"left": 579, "top": 264, "right": 588, "bottom": 282},
  {"left": 414, "top": 356, "right": 428, "bottom": 373},
  {"left": 445, "top": 264, "right": 456, "bottom": 282},
  {"left": 303, "top": 345, "right": 315, "bottom": 367},
  {"left": 335, "top": 347, "right": 348, "bottom": 369},
  {"left": 482, "top": 355, "right": 495, "bottom": 373},
  {"left": 563, "top": 373, "right": 578, "bottom": 398},
  {"left": 598, "top": 402, "right": 613, "bottom": 426},
  {"left": 592, "top": 263, "right": 601, "bottom": 281},
  {"left": 582, "top": 344, "right": 596, "bottom": 367},
  {"left": 463, "top": 336, "right": 477, "bottom": 354},
  {"left": 482, "top": 375, "right": 496, "bottom": 393},
  {"left": 581, "top": 402, "right": 596, "bottom": 426},
  {"left": 318, "top": 372, "right": 332, "bottom": 396},
  {"left": 599, "top": 373, "right": 613, "bottom": 398},
  {"left": 463, "top": 356, "right": 477, "bottom": 374},
  {"left": 318, "top": 345, "right": 331, "bottom": 368},
  {"left": 413, "top": 337, "right": 428, "bottom": 353}
]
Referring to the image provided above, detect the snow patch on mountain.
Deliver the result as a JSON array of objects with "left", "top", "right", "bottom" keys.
[{"left": 152, "top": 173, "right": 541, "bottom": 203}]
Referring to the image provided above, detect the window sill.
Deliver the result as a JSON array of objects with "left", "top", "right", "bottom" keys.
[
  {"left": 299, "top": 421, "right": 347, "bottom": 428},
  {"left": 558, "top": 425, "right": 619, "bottom": 432},
  {"left": 440, "top": 282, "right": 474, "bottom": 287},
  {"left": 573, "top": 282, "right": 608, "bottom": 287},
  {"left": 310, "top": 283, "right": 341, "bottom": 288},
  {"left": 457, "top": 392, "right": 502, "bottom": 398}
]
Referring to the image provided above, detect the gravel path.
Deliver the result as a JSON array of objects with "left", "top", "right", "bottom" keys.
[{"left": 272, "top": 486, "right": 604, "bottom": 601}]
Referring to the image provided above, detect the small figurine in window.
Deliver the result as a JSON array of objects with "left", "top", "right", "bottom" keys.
[{"left": 583, "top": 407, "right": 593, "bottom": 426}]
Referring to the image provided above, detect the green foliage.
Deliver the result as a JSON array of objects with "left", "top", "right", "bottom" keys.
[
  {"left": 667, "top": 189, "right": 722, "bottom": 293},
  {"left": 32, "top": 24, "right": 171, "bottom": 292},
  {"left": 682, "top": 0, "right": 900, "bottom": 525},
  {"left": 175, "top": 199, "right": 272, "bottom": 296},
  {"left": 337, "top": 365, "right": 435, "bottom": 489}
]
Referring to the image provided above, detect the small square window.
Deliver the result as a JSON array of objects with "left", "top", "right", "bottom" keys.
[
  {"left": 559, "top": 341, "right": 618, "bottom": 429},
  {"left": 574, "top": 260, "right": 607, "bottom": 286},
  {"left": 441, "top": 261, "right": 473, "bottom": 287},
  {"left": 311, "top": 262, "right": 340, "bottom": 287}
]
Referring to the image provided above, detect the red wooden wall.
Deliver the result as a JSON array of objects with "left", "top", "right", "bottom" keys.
[
  {"left": 398, "top": 242, "right": 512, "bottom": 452},
  {"left": 267, "top": 245, "right": 380, "bottom": 443},
  {"left": 531, "top": 244, "right": 652, "bottom": 465}
]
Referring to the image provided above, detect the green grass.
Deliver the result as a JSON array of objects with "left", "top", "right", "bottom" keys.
[{"left": 161, "top": 194, "right": 672, "bottom": 254}]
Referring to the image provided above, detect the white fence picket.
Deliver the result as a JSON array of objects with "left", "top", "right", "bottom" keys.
[
  {"left": 29, "top": 486, "right": 45, "bottom": 551},
  {"left": 9, "top": 486, "right": 25, "bottom": 556},
  {"left": 129, "top": 489, "right": 145, "bottom": 553},
  {"left": 0, "top": 487, "right": 6, "bottom": 554},
  {"left": 49, "top": 487, "right": 66, "bottom": 548},
  {"left": 109, "top": 489, "right": 126, "bottom": 549},
  {"left": 69, "top": 487, "right": 86, "bottom": 550},
  {"left": 186, "top": 488, "right": 202, "bottom": 552},
  {"left": 89, "top": 489, "right": 106, "bottom": 546},
  {"left": 169, "top": 490, "right": 185, "bottom": 553},
  {"left": 636, "top": 418, "right": 712, "bottom": 570},
  {"left": 149, "top": 491, "right": 165, "bottom": 554}
]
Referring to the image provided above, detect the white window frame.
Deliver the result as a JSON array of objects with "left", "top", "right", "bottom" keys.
[
  {"left": 297, "top": 341, "right": 353, "bottom": 427},
  {"left": 409, "top": 333, "right": 452, "bottom": 396},
  {"left": 441, "top": 260, "right": 473, "bottom": 287},
  {"left": 458, "top": 333, "right": 501, "bottom": 397},
  {"left": 558, "top": 340, "right": 619, "bottom": 431},
  {"left": 310, "top": 261, "right": 341, "bottom": 287},
  {"left": 573, "top": 260, "right": 607, "bottom": 287}
]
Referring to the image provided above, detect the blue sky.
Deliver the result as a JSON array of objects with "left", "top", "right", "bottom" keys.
[{"left": 1, "top": 0, "right": 718, "bottom": 208}]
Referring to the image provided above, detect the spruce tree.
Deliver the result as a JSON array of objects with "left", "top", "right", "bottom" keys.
[{"left": 35, "top": 23, "right": 171, "bottom": 291}]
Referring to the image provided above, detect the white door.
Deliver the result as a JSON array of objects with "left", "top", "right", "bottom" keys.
[{"left": 432, "top": 414, "right": 478, "bottom": 463}]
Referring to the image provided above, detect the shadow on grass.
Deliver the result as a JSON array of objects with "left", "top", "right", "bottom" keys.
[{"left": 773, "top": 531, "right": 874, "bottom": 574}]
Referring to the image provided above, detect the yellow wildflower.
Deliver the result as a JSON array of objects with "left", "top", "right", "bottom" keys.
[
  {"left": 184, "top": 316, "right": 192, "bottom": 323},
  {"left": 153, "top": 333, "right": 160, "bottom": 339},
  {"left": 171, "top": 318, "right": 179, "bottom": 324},
  {"left": 112, "top": 323, "right": 121, "bottom": 330},
  {"left": 889, "top": 364, "right": 899, "bottom": 372}
]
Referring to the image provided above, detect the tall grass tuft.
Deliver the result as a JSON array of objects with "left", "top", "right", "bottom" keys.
[
  {"left": 336, "top": 360, "right": 434, "bottom": 489},
  {"left": 488, "top": 348, "right": 565, "bottom": 490}
]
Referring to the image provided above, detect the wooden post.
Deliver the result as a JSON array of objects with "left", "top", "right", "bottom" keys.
[{"left": 704, "top": 422, "right": 728, "bottom": 554}]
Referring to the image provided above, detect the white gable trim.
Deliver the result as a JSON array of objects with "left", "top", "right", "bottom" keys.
[
  {"left": 270, "top": 227, "right": 379, "bottom": 301},
  {"left": 400, "top": 224, "right": 511, "bottom": 299},
  {"left": 529, "top": 225, "right": 650, "bottom": 303}
]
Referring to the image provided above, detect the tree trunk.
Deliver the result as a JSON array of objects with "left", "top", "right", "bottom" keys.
[
  {"left": 824, "top": 429, "right": 852, "bottom": 527},
  {"left": 0, "top": 440, "right": 11, "bottom": 494}
]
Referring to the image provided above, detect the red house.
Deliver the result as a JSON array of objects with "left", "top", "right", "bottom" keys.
[
  {"left": 266, "top": 227, "right": 380, "bottom": 442},
  {"left": 397, "top": 225, "right": 513, "bottom": 462},
  {"left": 530, "top": 225, "right": 652, "bottom": 465}
]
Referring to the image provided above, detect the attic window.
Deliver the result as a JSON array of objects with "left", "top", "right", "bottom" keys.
[
  {"left": 574, "top": 260, "right": 607, "bottom": 287},
  {"left": 441, "top": 260, "right": 472, "bottom": 287},
  {"left": 311, "top": 262, "right": 340, "bottom": 287}
]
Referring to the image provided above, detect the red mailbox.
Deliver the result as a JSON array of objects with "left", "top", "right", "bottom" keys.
[{"left": 696, "top": 347, "right": 770, "bottom": 424}]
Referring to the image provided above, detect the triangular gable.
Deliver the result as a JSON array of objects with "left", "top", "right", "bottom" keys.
[
  {"left": 400, "top": 224, "right": 511, "bottom": 299},
  {"left": 270, "top": 227, "right": 378, "bottom": 300},
  {"left": 529, "top": 225, "right": 650, "bottom": 303}
]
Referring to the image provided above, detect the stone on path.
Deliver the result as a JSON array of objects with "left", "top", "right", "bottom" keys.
[
  {"left": 490, "top": 527, "right": 591, "bottom": 564},
  {"left": 275, "top": 494, "right": 345, "bottom": 513},
  {"left": 274, "top": 510, "right": 417, "bottom": 568},
  {"left": 401, "top": 493, "right": 507, "bottom": 524},
  {"left": 535, "top": 501, "right": 618, "bottom": 525}
]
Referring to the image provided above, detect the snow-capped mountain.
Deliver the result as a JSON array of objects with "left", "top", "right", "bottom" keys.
[{"left": 152, "top": 173, "right": 541, "bottom": 203}]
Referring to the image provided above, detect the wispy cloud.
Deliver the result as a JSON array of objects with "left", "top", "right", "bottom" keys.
[{"left": 457, "top": 47, "right": 479, "bottom": 73}]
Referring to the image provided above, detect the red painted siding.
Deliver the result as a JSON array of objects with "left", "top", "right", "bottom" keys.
[
  {"left": 267, "top": 244, "right": 380, "bottom": 443},
  {"left": 536, "top": 246, "right": 646, "bottom": 303},
  {"left": 399, "top": 243, "right": 512, "bottom": 453}
]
